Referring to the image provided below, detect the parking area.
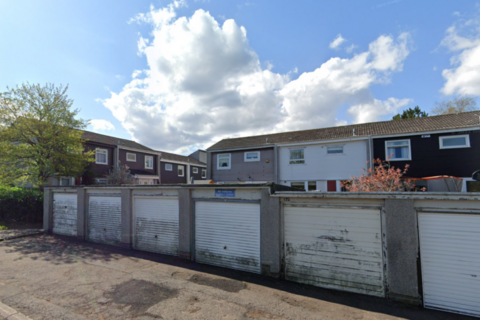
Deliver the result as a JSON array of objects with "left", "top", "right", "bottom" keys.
[{"left": 0, "top": 235, "right": 473, "bottom": 320}]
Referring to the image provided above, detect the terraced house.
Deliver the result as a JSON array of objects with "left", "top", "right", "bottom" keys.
[{"left": 206, "top": 111, "right": 480, "bottom": 192}]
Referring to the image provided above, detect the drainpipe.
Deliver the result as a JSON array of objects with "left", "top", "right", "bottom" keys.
[
  {"left": 206, "top": 151, "right": 212, "bottom": 180},
  {"left": 368, "top": 137, "right": 373, "bottom": 170},
  {"left": 157, "top": 154, "right": 162, "bottom": 184},
  {"left": 274, "top": 145, "right": 278, "bottom": 184},
  {"left": 186, "top": 159, "right": 191, "bottom": 184},
  {"left": 115, "top": 141, "right": 120, "bottom": 167}
]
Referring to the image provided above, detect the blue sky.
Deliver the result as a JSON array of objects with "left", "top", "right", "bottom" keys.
[{"left": 1, "top": 0, "right": 479, "bottom": 154}]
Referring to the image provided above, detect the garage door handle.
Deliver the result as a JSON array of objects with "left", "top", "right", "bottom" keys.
[
  {"left": 224, "top": 246, "right": 227, "bottom": 250},
  {"left": 155, "top": 235, "right": 158, "bottom": 238},
  {"left": 104, "top": 228, "right": 106, "bottom": 232}
]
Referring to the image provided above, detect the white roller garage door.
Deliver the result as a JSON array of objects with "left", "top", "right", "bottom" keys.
[
  {"left": 418, "top": 212, "right": 480, "bottom": 317},
  {"left": 134, "top": 197, "right": 179, "bottom": 256},
  {"left": 195, "top": 201, "right": 261, "bottom": 274},
  {"left": 53, "top": 193, "right": 77, "bottom": 236},
  {"left": 88, "top": 196, "right": 121, "bottom": 246},
  {"left": 284, "top": 206, "right": 385, "bottom": 297}
]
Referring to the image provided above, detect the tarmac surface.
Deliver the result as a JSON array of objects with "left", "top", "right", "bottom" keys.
[{"left": 0, "top": 234, "right": 474, "bottom": 320}]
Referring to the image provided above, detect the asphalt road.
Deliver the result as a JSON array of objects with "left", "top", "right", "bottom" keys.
[{"left": 0, "top": 235, "right": 474, "bottom": 320}]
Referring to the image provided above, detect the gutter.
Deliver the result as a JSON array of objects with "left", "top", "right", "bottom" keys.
[{"left": 207, "top": 145, "right": 275, "bottom": 153}]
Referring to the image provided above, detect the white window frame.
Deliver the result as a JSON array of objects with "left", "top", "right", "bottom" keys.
[
  {"left": 439, "top": 134, "right": 470, "bottom": 149},
  {"left": 60, "top": 177, "right": 71, "bottom": 186},
  {"left": 192, "top": 167, "right": 198, "bottom": 174},
  {"left": 201, "top": 169, "right": 206, "bottom": 179},
  {"left": 244, "top": 151, "right": 260, "bottom": 162},
  {"left": 95, "top": 148, "right": 108, "bottom": 165},
  {"left": 327, "top": 145, "right": 344, "bottom": 154},
  {"left": 217, "top": 153, "right": 231, "bottom": 170},
  {"left": 385, "top": 139, "right": 411, "bottom": 161},
  {"left": 165, "top": 163, "right": 172, "bottom": 171},
  {"left": 178, "top": 165, "right": 184, "bottom": 177},
  {"left": 145, "top": 155, "right": 154, "bottom": 169},
  {"left": 126, "top": 152, "right": 137, "bottom": 162},
  {"left": 289, "top": 148, "right": 305, "bottom": 165}
]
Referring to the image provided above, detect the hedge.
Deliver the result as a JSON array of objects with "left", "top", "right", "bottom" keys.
[{"left": 0, "top": 186, "right": 43, "bottom": 223}]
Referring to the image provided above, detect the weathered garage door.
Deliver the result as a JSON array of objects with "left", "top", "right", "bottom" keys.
[
  {"left": 133, "top": 197, "right": 179, "bottom": 256},
  {"left": 418, "top": 212, "right": 480, "bottom": 317},
  {"left": 195, "top": 201, "right": 261, "bottom": 274},
  {"left": 53, "top": 193, "right": 77, "bottom": 236},
  {"left": 284, "top": 206, "right": 385, "bottom": 297},
  {"left": 88, "top": 196, "right": 121, "bottom": 246}
]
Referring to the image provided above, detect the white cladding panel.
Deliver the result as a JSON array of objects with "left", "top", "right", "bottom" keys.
[
  {"left": 53, "top": 193, "right": 77, "bottom": 236},
  {"left": 134, "top": 197, "right": 179, "bottom": 256},
  {"left": 418, "top": 212, "right": 480, "bottom": 317},
  {"left": 278, "top": 140, "right": 367, "bottom": 181},
  {"left": 88, "top": 196, "right": 121, "bottom": 246},
  {"left": 195, "top": 201, "right": 261, "bottom": 274},
  {"left": 284, "top": 206, "right": 384, "bottom": 297}
]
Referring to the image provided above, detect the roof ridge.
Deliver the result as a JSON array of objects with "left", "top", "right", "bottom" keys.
[
  {"left": 215, "top": 110, "right": 480, "bottom": 143},
  {"left": 82, "top": 129, "right": 135, "bottom": 143}
]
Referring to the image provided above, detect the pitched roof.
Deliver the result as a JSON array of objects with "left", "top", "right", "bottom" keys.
[
  {"left": 207, "top": 111, "right": 480, "bottom": 151},
  {"left": 159, "top": 150, "right": 206, "bottom": 166},
  {"left": 81, "top": 130, "right": 155, "bottom": 152}
]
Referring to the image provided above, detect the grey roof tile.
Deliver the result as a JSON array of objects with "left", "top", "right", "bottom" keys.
[{"left": 207, "top": 111, "right": 480, "bottom": 151}]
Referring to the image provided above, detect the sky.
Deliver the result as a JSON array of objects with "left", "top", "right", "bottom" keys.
[{"left": 1, "top": 0, "right": 480, "bottom": 155}]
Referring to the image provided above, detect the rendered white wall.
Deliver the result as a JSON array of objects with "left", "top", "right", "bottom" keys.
[{"left": 278, "top": 140, "right": 368, "bottom": 182}]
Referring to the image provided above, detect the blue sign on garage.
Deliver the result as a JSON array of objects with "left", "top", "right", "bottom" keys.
[{"left": 215, "top": 189, "right": 235, "bottom": 198}]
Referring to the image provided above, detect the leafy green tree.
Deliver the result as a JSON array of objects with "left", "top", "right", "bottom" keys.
[
  {"left": 0, "top": 83, "right": 94, "bottom": 188},
  {"left": 431, "top": 96, "right": 478, "bottom": 115},
  {"left": 392, "top": 106, "right": 428, "bottom": 120}
]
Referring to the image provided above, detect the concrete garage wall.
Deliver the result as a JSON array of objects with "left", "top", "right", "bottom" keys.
[
  {"left": 384, "top": 199, "right": 420, "bottom": 304},
  {"left": 44, "top": 186, "right": 480, "bottom": 308},
  {"left": 272, "top": 192, "right": 480, "bottom": 306}
]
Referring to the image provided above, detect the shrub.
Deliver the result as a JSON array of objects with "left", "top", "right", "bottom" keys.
[
  {"left": 0, "top": 186, "right": 43, "bottom": 223},
  {"left": 341, "top": 157, "right": 414, "bottom": 192}
]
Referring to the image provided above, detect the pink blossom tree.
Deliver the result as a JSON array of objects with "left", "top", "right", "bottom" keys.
[{"left": 341, "top": 157, "right": 414, "bottom": 192}]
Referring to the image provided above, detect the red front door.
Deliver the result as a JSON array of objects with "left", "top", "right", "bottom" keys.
[{"left": 327, "top": 180, "right": 337, "bottom": 192}]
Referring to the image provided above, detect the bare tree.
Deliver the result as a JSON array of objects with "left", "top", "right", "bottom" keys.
[
  {"left": 105, "top": 162, "right": 135, "bottom": 185},
  {"left": 432, "top": 96, "right": 478, "bottom": 115}
]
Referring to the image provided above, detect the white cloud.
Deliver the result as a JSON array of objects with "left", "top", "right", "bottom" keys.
[
  {"left": 103, "top": 3, "right": 411, "bottom": 153},
  {"left": 347, "top": 98, "right": 411, "bottom": 123},
  {"left": 345, "top": 44, "right": 358, "bottom": 53},
  {"left": 132, "top": 70, "right": 142, "bottom": 79},
  {"left": 329, "top": 34, "right": 346, "bottom": 49},
  {"left": 89, "top": 119, "right": 115, "bottom": 132},
  {"left": 440, "top": 19, "right": 480, "bottom": 96}
]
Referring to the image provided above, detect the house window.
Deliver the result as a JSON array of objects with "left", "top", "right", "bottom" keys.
[
  {"left": 193, "top": 167, "right": 198, "bottom": 174},
  {"left": 95, "top": 148, "right": 108, "bottom": 165},
  {"left": 217, "top": 154, "right": 231, "bottom": 169},
  {"left": 145, "top": 156, "right": 154, "bottom": 169},
  {"left": 327, "top": 146, "right": 343, "bottom": 154},
  {"left": 291, "top": 181, "right": 306, "bottom": 191},
  {"left": 178, "top": 165, "right": 184, "bottom": 177},
  {"left": 244, "top": 151, "right": 260, "bottom": 162},
  {"left": 95, "top": 178, "right": 108, "bottom": 185},
  {"left": 201, "top": 169, "right": 206, "bottom": 179},
  {"left": 126, "top": 153, "right": 136, "bottom": 162},
  {"left": 439, "top": 134, "right": 470, "bottom": 149},
  {"left": 289, "top": 149, "right": 305, "bottom": 164},
  {"left": 385, "top": 140, "right": 411, "bottom": 161},
  {"left": 60, "top": 178, "right": 70, "bottom": 186},
  {"left": 165, "top": 163, "right": 172, "bottom": 171}
]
